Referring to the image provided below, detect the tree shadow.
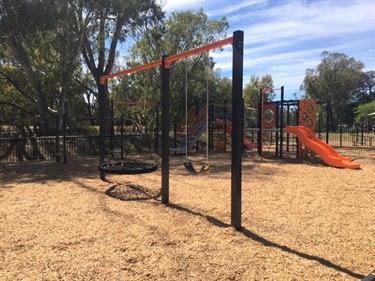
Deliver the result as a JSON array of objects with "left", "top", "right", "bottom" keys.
[
  {"left": 165, "top": 202, "right": 365, "bottom": 280},
  {"left": 0, "top": 158, "right": 100, "bottom": 185}
]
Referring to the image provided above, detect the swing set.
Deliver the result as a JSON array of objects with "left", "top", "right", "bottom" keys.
[{"left": 99, "top": 30, "right": 244, "bottom": 230}]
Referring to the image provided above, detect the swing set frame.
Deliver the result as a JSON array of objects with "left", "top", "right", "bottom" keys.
[{"left": 99, "top": 30, "right": 244, "bottom": 230}]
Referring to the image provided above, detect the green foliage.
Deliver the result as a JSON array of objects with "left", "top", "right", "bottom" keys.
[
  {"left": 243, "top": 74, "right": 274, "bottom": 108},
  {"left": 242, "top": 74, "right": 274, "bottom": 128},
  {"left": 0, "top": 0, "right": 163, "bottom": 133},
  {"left": 121, "top": 9, "right": 229, "bottom": 125},
  {"left": 302, "top": 51, "right": 365, "bottom": 127},
  {"left": 355, "top": 100, "right": 375, "bottom": 123},
  {"left": 0, "top": 0, "right": 89, "bottom": 133}
]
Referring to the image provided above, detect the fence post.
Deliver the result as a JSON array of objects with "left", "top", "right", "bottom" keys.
[
  {"left": 120, "top": 116, "right": 124, "bottom": 160},
  {"left": 55, "top": 118, "right": 60, "bottom": 162},
  {"left": 63, "top": 114, "right": 67, "bottom": 163},
  {"left": 339, "top": 125, "right": 343, "bottom": 147}
]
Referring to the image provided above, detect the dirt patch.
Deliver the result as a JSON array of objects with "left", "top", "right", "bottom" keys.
[{"left": 0, "top": 148, "right": 374, "bottom": 280}]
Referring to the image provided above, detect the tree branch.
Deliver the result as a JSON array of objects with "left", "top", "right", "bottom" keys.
[
  {"left": 0, "top": 69, "right": 37, "bottom": 103},
  {"left": 74, "top": 78, "right": 97, "bottom": 95},
  {"left": 0, "top": 101, "right": 38, "bottom": 117}
]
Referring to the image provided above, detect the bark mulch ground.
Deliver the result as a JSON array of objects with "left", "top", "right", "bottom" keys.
[{"left": 0, "top": 147, "right": 374, "bottom": 280}]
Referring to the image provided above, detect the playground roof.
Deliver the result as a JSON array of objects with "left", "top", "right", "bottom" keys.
[{"left": 367, "top": 112, "right": 375, "bottom": 116}]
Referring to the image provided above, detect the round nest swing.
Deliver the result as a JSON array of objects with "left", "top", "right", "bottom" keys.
[{"left": 98, "top": 161, "right": 158, "bottom": 175}]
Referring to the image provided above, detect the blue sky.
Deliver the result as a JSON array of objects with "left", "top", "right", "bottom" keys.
[{"left": 161, "top": 0, "right": 375, "bottom": 100}]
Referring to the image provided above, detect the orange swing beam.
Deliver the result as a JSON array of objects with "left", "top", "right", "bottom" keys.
[
  {"left": 164, "top": 37, "right": 233, "bottom": 68},
  {"left": 100, "top": 36, "right": 233, "bottom": 84}
]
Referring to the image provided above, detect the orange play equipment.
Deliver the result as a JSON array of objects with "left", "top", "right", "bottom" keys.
[
  {"left": 216, "top": 119, "right": 257, "bottom": 149},
  {"left": 286, "top": 126, "right": 360, "bottom": 169}
]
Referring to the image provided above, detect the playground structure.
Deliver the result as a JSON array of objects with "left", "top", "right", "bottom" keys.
[
  {"left": 256, "top": 88, "right": 360, "bottom": 169},
  {"left": 97, "top": 29, "right": 360, "bottom": 235},
  {"left": 99, "top": 30, "right": 245, "bottom": 230}
]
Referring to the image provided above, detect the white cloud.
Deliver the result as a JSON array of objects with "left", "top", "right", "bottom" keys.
[
  {"left": 207, "top": 0, "right": 266, "bottom": 17},
  {"left": 129, "top": 0, "right": 374, "bottom": 99},
  {"left": 160, "top": 0, "right": 204, "bottom": 13}
]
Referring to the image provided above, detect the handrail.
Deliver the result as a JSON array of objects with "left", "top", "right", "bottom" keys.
[
  {"left": 188, "top": 105, "right": 208, "bottom": 138},
  {"left": 177, "top": 105, "right": 197, "bottom": 132}
]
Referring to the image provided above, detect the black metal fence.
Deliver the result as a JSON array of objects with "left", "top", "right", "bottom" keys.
[
  {"left": 0, "top": 122, "right": 373, "bottom": 163},
  {"left": 0, "top": 115, "right": 159, "bottom": 163}
]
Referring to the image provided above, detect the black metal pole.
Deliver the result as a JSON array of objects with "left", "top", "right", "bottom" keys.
[
  {"left": 196, "top": 100, "right": 199, "bottom": 152},
  {"left": 55, "top": 118, "right": 59, "bottom": 162},
  {"left": 224, "top": 99, "right": 227, "bottom": 151},
  {"left": 110, "top": 100, "right": 114, "bottom": 152},
  {"left": 120, "top": 115, "right": 124, "bottom": 160},
  {"left": 99, "top": 83, "right": 107, "bottom": 180},
  {"left": 209, "top": 101, "right": 214, "bottom": 151},
  {"left": 161, "top": 55, "right": 170, "bottom": 204},
  {"left": 258, "top": 89, "right": 263, "bottom": 156},
  {"left": 296, "top": 101, "right": 300, "bottom": 158},
  {"left": 280, "top": 86, "right": 284, "bottom": 159},
  {"left": 63, "top": 114, "right": 67, "bottom": 163},
  {"left": 155, "top": 102, "right": 159, "bottom": 153},
  {"left": 326, "top": 102, "right": 330, "bottom": 144},
  {"left": 275, "top": 101, "right": 279, "bottom": 157},
  {"left": 174, "top": 121, "right": 177, "bottom": 150},
  {"left": 231, "top": 30, "right": 244, "bottom": 231},
  {"left": 286, "top": 104, "right": 290, "bottom": 152}
]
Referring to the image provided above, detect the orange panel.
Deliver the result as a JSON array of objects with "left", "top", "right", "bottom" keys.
[
  {"left": 298, "top": 100, "right": 316, "bottom": 132},
  {"left": 263, "top": 104, "right": 277, "bottom": 129}
]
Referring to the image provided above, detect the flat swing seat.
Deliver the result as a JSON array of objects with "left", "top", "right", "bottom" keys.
[{"left": 184, "top": 161, "right": 211, "bottom": 175}]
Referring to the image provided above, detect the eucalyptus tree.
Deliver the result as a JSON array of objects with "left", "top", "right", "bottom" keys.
[
  {"left": 358, "top": 71, "right": 375, "bottom": 103},
  {"left": 243, "top": 74, "right": 274, "bottom": 108},
  {"left": 0, "top": 0, "right": 91, "bottom": 133},
  {"left": 355, "top": 100, "right": 375, "bottom": 123},
  {"left": 79, "top": 0, "right": 164, "bottom": 130},
  {"left": 301, "top": 51, "right": 364, "bottom": 129},
  {"left": 121, "top": 8, "right": 229, "bottom": 124}
]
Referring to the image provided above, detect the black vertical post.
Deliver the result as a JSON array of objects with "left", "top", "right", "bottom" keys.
[
  {"left": 258, "top": 89, "right": 263, "bottom": 156},
  {"left": 99, "top": 83, "right": 107, "bottom": 180},
  {"left": 286, "top": 104, "right": 290, "bottom": 152},
  {"left": 231, "top": 30, "right": 243, "bottom": 231},
  {"left": 318, "top": 108, "right": 322, "bottom": 139},
  {"left": 55, "top": 118, "right": 59, "bottom": 162},
  {"left": 155, "top": 102, "right": 159, "bottom": 152},
  {"left": 63, "top": 114, "right": 67, "bottom": 163},
  {"left": 196, "top": 100, "right": 199, "bottom": 152},
  {"left": 275, "top": 101, "right": 279, "bottom": 157},
  {"left": 120, "top": 115, "right": 124, "bottom": 160},
  {"left": 173, "top": 121, "right": 177, "bottom": 149},
  {"left": 224, "top": 99, "right": 227, "bottom": 151},
  {"left": 209, "top": 99, "right": 212, "bottom": 152},
  {"left": 296, "top": 100, "right": 300, "bottom": 158},
  {"left": 280, "top": 86, "right": 284, "bottom": 159},
  {"left": 161, "top": 55, "right": 170, "bottom": 204},
  {"left": 339, "top": 124, "right": 343, "bottom": 147},
  {"left": 326, "top": 102, "right": 330, "bottom": 144},
  {"left": 110, "top": 100, "right": 114, "bottom": 152}
]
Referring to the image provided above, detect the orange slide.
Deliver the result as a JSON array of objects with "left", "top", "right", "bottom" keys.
[{"left": 286, "top": 126, "right": 360, "bottom": 169}]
